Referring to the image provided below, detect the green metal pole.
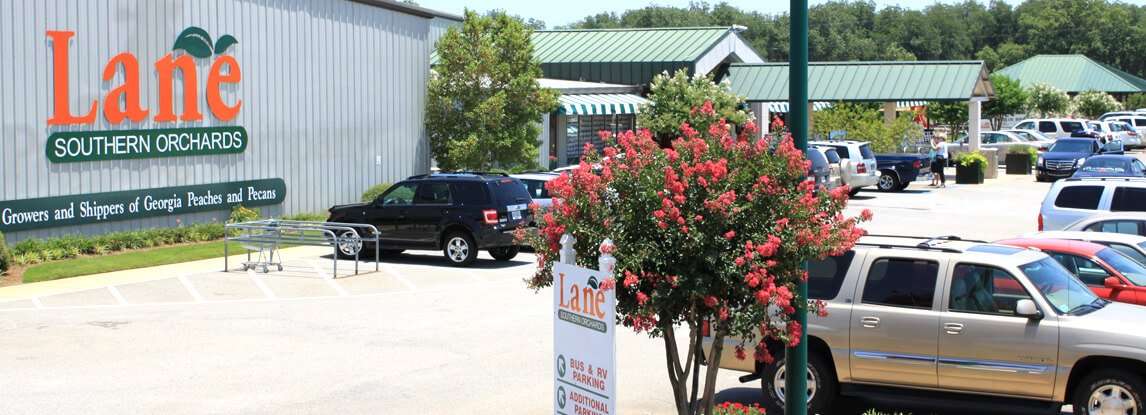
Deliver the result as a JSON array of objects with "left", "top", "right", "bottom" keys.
[{"left": 785, "top": 0, "right": 809, "bottom": 414}]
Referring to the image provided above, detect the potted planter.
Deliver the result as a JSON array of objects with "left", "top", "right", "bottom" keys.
[
  {"left": 1005, "top": 148, "right": 1035, "bottom": 175},
  {"left": 955, "top": 152, "right": 987, "bottom": 184}
]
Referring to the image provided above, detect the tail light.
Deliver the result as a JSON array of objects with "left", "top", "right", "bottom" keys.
[
  {"left": 1038, "top": 213, "right": 1044, "bottom": 231},
  {"left": 1129, "top": 131, "right": 1139, "bottom": 137},
  {"left": 856, "top": 163, "right": 867, "bottom": 174},
  {"left": 482, "top": 209, "right": 499, "bottom": 225},
  {"left": 913, "top": 159, "right": 922, "bottom": 169},
  {"left": 701, "top": 320, "right": 710, "bottom": 337}
]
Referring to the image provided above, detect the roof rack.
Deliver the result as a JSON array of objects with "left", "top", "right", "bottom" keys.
[
  {"left": 854, "top": 241, "right": 963, "bottom": 254},
  {"left": 863, "top": 234, "right": 987, "bottom": 244},
  {"left": 405, "top": 171, "right": 510, "bottom": 180}
]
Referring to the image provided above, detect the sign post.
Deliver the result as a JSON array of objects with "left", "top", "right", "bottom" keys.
[
  {"left": 554, "top": 235, "right": 616, "bottom": 415},
  {"left": 786, "top": 0, "right": 810, "bottom": 414}
]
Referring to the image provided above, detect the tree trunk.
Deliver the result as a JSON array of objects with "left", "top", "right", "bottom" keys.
[
  {"left": 700, "top": 327, "right": 726, "bottom": 415},
  {"left": 663, "top": 323, "right": 690, "bottom": 415}
]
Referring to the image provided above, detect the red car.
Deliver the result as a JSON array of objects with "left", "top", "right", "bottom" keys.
[{"left": 997, "top": 238, "right": 1146, "bottom": 306}]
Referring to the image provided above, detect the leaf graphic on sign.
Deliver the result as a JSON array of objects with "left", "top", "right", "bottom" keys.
[
  {"left": 587, "top": 276, "right": 599, "bottom": 289},
  {"left": 214, "top": 35, "right": 238, "bottom": 55},
  {"left": 172, "top": 26, "right": 214, "bottom": 58}
]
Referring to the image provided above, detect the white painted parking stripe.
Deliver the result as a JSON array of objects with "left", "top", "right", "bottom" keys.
[
  {"left": 307, "top": 259, "right": 348, "bottom": 297},
  {"left": 178, "top": 275, "right": 204, "bottom": 303},
  {"left": 381, "top": 263, "right": 417, "bottom": 290},
  {"left": 30, "top": 297, "right": 43, "bottom": 309},
  {"left": 107, "top": 286, "right": 128, "bottom": 305},
  {"left": 247, "top": 269, "right": 277, "bottom": 299}
]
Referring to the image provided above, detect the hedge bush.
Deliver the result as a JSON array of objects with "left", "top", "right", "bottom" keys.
[
  {"left": 282, "top": 212, "right": 327, "bottom": 222},
  {"left": 361, "top": 182, "right": 392, "bottom": 202},
  {"left": 10, "top": 223, "right": 225, "bottom": 266},
  {"left": 0, "top": 231, "right": 12, "bottom": 273},
  {"left": 229, "top": 205, "right": 261, "bottom": 223}
]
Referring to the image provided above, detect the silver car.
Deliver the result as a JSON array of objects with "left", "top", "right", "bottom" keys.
[
  {"left": 1001, "top": 128, "right": 1055, "bottom": 150},
  {"left": 1039, "top": 177, "right": 1146, "bottom": 232},
  {"left": 510, "top": 172, "right": 558, "bottom": 210},
  {"left": 947, "top": 131, "right": 1048, "bottom": 164},
  {"left": 704, "top": 235, "right": 1146, "bottom": 414}
]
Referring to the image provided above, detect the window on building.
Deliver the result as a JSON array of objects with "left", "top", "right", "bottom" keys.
[{"left": 564, "top": 114, "right": 637, "bottom": 165}]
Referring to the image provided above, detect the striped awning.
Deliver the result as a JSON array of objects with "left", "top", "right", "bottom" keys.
[
  {"left": 898, "top": 100, "right": 928, "bottom": 109},
  {"left": 559, "top": 94, "right": 648, "bottom": 115},
  {"left": 763, "top": 101, "right": 834, "bottom": 113}
]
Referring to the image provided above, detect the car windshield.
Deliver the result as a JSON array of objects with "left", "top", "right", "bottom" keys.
[
  {"left": 1020, "top": 257, "right": 1102, "bottom": 314},
  {"left": 858, "top": 144, "right": 875, "bottom": 159},
  {"left": 806, "top": 149, "right": 829, "bottom": 169},
  {"left": 1050, "top": 140, "right": 1094, "bottom": 153},
  {"left": 1096, "top": 248, "right": 1146, "bottom": 285},
  {"left": 1110, "top": 123, "right": 1132, "bottom": 132},
  {"left": 823, "top": 149, "right": 841, "bottom": 163},
  {"left": 1078, "top": 158, "right": 1127, "bottom": 173},
  {"left": 1061, "top": 121, "right": 1085, "bottom": 132},
  {"left": 520, "top": 179, "right": 551, "bottom": 199}
]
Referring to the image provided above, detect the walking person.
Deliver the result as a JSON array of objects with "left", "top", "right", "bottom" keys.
[
  {"left": 930, "top": 136, "right": 947, "bottom": 188},
  {"left": 928, "top": 145, "right": 938, "bottom": 186}
]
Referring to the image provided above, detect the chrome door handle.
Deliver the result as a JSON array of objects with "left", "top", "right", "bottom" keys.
[
  {"left": 944, "top": 323, "right": 964, "bottom": 335},
  {"left": 860, "top": 316, "right": 880, "bottom": 328}
]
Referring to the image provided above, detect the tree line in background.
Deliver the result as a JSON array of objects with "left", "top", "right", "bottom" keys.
[{"left": 566, "top": 0, "right": 1146, "bottom": 76}]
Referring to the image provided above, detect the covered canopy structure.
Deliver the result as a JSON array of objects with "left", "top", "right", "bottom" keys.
[
  {"left": 531, "top": 26, "right": 764, "bottom": 86},
  {"left": 996, "top": 55, "right": 1146, "bottom": 97},
  {"left": 727, "top": 60, "right": 995, "bottom": 151}
]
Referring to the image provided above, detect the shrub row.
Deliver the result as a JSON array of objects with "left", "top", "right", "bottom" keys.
[
  {"left": 0, "top": 232, "right": 12, "bottom": 273},
  {"left": 10, "top": 223, "right": 226, "bottom": 266}
]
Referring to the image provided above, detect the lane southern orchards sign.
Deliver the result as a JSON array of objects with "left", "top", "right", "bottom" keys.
[
  {"left": 554, "top": 262, "right": 616, "bottom": 415},
  {"left": 0, "top": 178, "right": 285, "bottom": 232}
]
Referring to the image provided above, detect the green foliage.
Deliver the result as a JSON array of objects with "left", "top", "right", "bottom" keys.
[
  {"left": 228, "top": 205, "right": 260, "bottom": 223},
  {"left": 1027, "top": 82, "right": 1071, "bottom": 117},
  {"left": 281, "top": 212, "right": 328, "bottom": 222},
  {"left": 361, "top": 182, "right": 393, "bottom": 203},
  {"left": 1073, "top": 90, "right": 1123, "bottom": 119},
  {"left": 639, "top": 69, "right": 750, "bottom": 144},
  {"left": 812, "top": 103, "right": 921, "bottom": 153},
  {"left": 926, "top": 102, "right": 969, "bottom": 138},
  {"left": 427, "top": 10, "right": 559, "bottom": 171},
  {"left": 9, "top": 224, "right": 226, "bottom": 266},
  {"left": 565, "top": 1, "right": 1146, "bottom": 76},
  {"left": 0, "top": 232, "right": 12, "bottom": 273},
  {"left": 984, "top": 74, "right": 1028, "bottom": 130},
  {"left": 23, "top": 241, "right": 243, "bottom": 284},
  {"left": 1007, "top": 145, "right": 1039, "bottom": 167},
  {"left": 957, "top": 151, "right": 989, "bottom": 174},
  {"left": 1126, "top": 93, "right": 1146, "bottom": 110}
]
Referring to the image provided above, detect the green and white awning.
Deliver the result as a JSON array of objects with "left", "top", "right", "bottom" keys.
[
  {"left": 763, "top": 101, "right": 834, "bottom": 113},
  {"left": 559, "top": 94, "right": 648, "bottom": 115}
]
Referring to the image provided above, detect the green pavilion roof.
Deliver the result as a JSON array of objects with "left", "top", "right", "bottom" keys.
[
  {"left": 995, "top": 55, "right": 1146, "bottom": 94},
  {"left": 727, "top": 61, "right": 994, "bottom": 102}
]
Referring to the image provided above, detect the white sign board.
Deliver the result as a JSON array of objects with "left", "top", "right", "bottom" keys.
[{"left": 554, "top": 261, "right": 616, "bottom": 415}]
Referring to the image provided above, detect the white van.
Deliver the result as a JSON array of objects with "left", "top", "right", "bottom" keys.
[
  {"left": 1039, "top": 177, "right": 1146, "bottom": 231},
  {"left": 1012, "top": 118, "right": 1089, "bottom": 140}
]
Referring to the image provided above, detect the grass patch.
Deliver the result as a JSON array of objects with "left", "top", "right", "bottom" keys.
[{"left": 22, "top": 241, "right": 243, "bottom": 284}]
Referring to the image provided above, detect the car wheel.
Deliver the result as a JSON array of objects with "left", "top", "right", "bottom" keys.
[
  {"left": 443, "top": 231, "right": 477, "bottom": 266},
  {"left": 1073, "top": 369, "right": 1145, "bottom": 415},
  {"left": 335, "top": 230, "right": 363, "bottom": 259},
  {"left": 489, "top": 246, "right": 519, "bottom": 261},
  {"left": 848, "top": 187, "right": 861, "bottom": 197},
  {"left": 877, "top": 172, "right": 900, "bottom": 192},
  {"left": 761, "top": 351, "right": 838, "bottom": 415},
  {"left": 897, "top": 181, "right": 910, "bottom": 191}
]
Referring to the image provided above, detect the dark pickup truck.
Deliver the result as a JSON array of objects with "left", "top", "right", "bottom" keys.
[{"left": 875, "top": 153, "right": 931, "bottom": 191}]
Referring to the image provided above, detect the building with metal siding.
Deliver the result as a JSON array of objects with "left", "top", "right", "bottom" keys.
[{"left": 0, "top": 0, "right": 460, "bottom": 242}]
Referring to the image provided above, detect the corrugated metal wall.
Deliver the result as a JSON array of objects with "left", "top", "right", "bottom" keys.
[{"left": 0, "top": 0, "right": 445, "bottom": 242}]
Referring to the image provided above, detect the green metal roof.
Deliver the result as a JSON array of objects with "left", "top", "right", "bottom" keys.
[
  {"left": 727, "top": 61, "right": 993, "bottom": 102},
  {"left": 532, "top": 27, "right": 740, "bottom": 85},
  {"left": 995, "top": 55, "right": 1146, "bottom": 94}
]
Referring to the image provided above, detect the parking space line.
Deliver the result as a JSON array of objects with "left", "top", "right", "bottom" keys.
[
  {"left": 178, "top": 275, "right": 204, "bottom": 303},
  {"left": 307, "top": 259, "right": 349, "bottom": 297},
  {"left": 381, "top": 263, "right": 417, "bottom": 290},
  {"left": 30, "top": 297, "right": 43, "bottom": 309},
  {"left": 107, "top": 286, "right": 128, "bottom": 305},
  {"left": 247, "top": 269, "right": 278, "bottom": 299}
]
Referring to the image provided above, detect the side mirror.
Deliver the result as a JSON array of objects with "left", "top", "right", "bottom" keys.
[
  {"left": 1104, "top": 276, "right": 1125, "bottom": 290},
  {"left": 1015, "top": 299, "right": 1043, "bottom": 320}
]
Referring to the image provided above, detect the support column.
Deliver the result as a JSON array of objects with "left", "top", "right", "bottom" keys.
[
  {"left": 751, "top": 102, "right": 769, "bottom": 137},
  {"left": 786, "top": 0, "right": 809, "bottom": 414},
  {"left": 883, "top": 101, "right": 896, "bottom": 126},
  {"left": 968, "top": 99, "right": 982, "bottom": 152}
]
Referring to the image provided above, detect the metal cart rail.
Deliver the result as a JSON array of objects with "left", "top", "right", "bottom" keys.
[{"left": 224, "top": 219, "right": 380, "bottom": 278}]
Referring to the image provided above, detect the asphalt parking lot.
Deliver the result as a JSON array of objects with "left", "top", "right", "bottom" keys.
[{"left": 0, "top": 168, "right": 1089, "bottom": 414}]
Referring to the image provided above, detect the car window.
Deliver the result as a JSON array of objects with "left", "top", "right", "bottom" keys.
[
  {"left": 823, "top": 149, "right": 841, "bottom": 164},
  {"left": 451, "top": 182, "right": 490, "bottom": 205},
  {"left": 1096, "top": 248, "right": 1146, "bottom": 285},
  {"left": 948, "top": 264, "right": 1032, "bottom": 316},
  {"left": 858, "top": 144, "right": 875, "bottom": 159},
  {"left": 1135, "top": 118, "right": 1146, "bottom": 127},
  {"left": 1060, "top": 121, "right": 1085, "bottom": 133},
  {"left": 806, "top": 148, "right": 829, "bottom": 170},
  {"left": 808, "top": 251, "right": 855, "bottom": 300},
  {"left": 861, "top": 258, "right": 939, "bottom": 309},
  {"left": 1087, "top": 220, "right": 1142, "bottom": 235},
  {"left": 1049, "top": 252, "right": 1110, "bottom": 286},
  {"left": 1015, "top": 122, "right": 1034, "bottom": 130},
  {"left": 1102, "top": 242, "right": 1146, "bottom": 266},
  {"left": 1088, "top": 122, "right": 1103, "bottom": 131},
  {"left": 1049, "top": 140, "right": 1095, "bottom": 153},
  {"left": 1038, "top": 121, "right": 1057, "bottom": 133},
  {"left": 1020, "top": 257, "right": 1100, "bottom": 314},
  {"left": 491, "top": 178, "right": 533, "bottom": 206},
  {"left": 520, "top": 179, "right": 551, "bottom": 199},
  {"left": 1111, "top": 187, "right": 1146, "bottom": 212},
  {"left": 414, "top": 182, "right": 451, "bottom": 205},
  {"left": 1053, "top": 185, "right": 1103, "bottom": 209},
  {"left": 380, "top": 183, "right": 417, "bottom": 206}
]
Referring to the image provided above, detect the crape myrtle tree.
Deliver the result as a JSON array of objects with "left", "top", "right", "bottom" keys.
[
  {"left": 1026, "top": 83, "right": 1071, "bottom": 117},
  {"left": 1073, "top": 90, "right": 1122, "bottom": 119},
  {"left": 426, "top": 10, "right": 558, "bottom": 171},
  {"left": 524, "top": 101, "right": 870, "bottom": 414},
  {"left": 640, "top": 70, "right": 750, "bottom": 146}
]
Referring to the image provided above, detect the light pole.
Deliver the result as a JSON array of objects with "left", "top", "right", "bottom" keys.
[{"left": 785, "top": 0, "right": 809, "bottom": 414}]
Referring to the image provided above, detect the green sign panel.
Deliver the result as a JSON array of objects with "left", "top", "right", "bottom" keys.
[
  {"left": 46, "top": 126, "right": 248, "bottom": 163},
  {"left": 0, "top": 178, "right": 285, "bottom": 232}
]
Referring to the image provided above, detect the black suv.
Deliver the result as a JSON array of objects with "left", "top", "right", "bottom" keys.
[{"left": 327, "top": 173, "right": 534, "bottom": 266}]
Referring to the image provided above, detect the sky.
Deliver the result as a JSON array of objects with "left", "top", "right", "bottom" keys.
[{"left": 416, "top": 0, "right": 1146, "bottom": 28}]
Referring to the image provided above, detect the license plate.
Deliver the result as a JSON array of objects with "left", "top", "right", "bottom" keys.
[{"left": 511, "top": 211, "right": 522, "bottom": 220}]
